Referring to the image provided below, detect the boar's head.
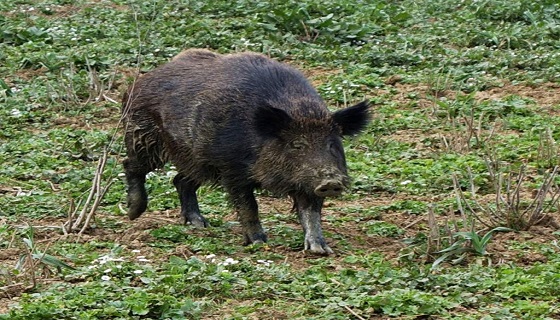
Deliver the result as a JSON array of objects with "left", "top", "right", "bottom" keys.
[{"left": 252, "top": 100, "right": 370, "bottom": 198}]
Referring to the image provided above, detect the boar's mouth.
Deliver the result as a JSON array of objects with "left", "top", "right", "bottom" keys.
[
  {"left": 253, "top": 172, "right": 350, "bottom": 198},
  {"left": 294, "top": 174, "right": 350, "bottom": 198}
]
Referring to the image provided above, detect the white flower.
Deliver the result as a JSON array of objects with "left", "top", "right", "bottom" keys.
[
  {"left": 10, "top": 109, "right": 22, "bottom": 117},
  {"left": 400, "top": 180, "right": 412, "bottom": 185},
  {"left": 95, "top": 255, "right": 125, "bottom": 265},
  {"left": 257, "top": 259, "right": 273, "bottom": 267},
  {"left": 133, "top": 270, "right": 143, "bottom": 274},
  {"left": 101, "top": 275, "right": 111, "bottom": 281},
  {"left": 104, "top": 268, "right": 112, "bottom": 273},
  {"left": 220, "top": 258, "right": 239, "bottom": 266},
  {"left": 205, "top": 254, "right": 216, "bottom": 259},
  {"left": 132, "top": 249, "right": 141, "bottom": 253}
]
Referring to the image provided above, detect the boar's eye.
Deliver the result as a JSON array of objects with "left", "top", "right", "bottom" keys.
[
  {"left": 290, "top": 139, "right": 307, "bottom": 150},
  {"left": 328, "top": 139, "right": 342, "bottom": 156}
]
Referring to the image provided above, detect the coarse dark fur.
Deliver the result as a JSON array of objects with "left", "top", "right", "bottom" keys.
[{"left": 122, "top": 49, "right": 370, "bottom": 255}]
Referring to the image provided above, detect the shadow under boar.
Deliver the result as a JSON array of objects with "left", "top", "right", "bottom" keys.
[{"left": 122, "top": 49, "right": 370, "bottom": 255}]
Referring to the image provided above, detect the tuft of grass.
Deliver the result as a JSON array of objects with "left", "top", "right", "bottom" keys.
[{"left": 431, "top": 227, "right": 513, "bottom": 270}]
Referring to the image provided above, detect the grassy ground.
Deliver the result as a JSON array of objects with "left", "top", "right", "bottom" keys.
[{"left": 1, "top": 0, "right": 560, "bottom": 319}]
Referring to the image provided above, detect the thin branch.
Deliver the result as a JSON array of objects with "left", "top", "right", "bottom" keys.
[{"left": 343, "top": 305, "right": 366, "bottom": 320}]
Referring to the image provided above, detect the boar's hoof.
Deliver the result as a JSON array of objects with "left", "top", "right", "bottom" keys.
[
  {"left": 304, "top": 238, "right": 334, "bottom": 255},
  {"left": 127, "top": 192, "right": 147, "bottom": 220},
  {"left": 127, "top": 203, "right": 147, "bottom": 220},
  {"left": 243, "top": 232, "right": 268, "bottom": 246},
  {"left": 181, "top": 214, "right": 209, "bottom": 228}
]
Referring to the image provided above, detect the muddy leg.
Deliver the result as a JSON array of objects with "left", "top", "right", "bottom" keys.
[
  {"left": 230, "top": 188, "right": 267, "bottom": 245},
  {"left": 173, "top": 174, "right": 208, "bottom": 228},
  {"left": 292, "top": 194, "right": 333, "bottom": 255},
  {"left": 123, "top": 158, "right": 150, "bottom": 220}
]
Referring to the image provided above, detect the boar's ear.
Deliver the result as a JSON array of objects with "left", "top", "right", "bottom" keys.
[
  {"left": 254, "top": 105, "right": 293, "bottom": 139},
  {"left": 332, "top": 100, "right": 371, "bottom": 136}
]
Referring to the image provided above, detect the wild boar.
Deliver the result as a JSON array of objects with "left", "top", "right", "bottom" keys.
[{"left": 122, "top": 49, "right": 370, "bottom": 255}]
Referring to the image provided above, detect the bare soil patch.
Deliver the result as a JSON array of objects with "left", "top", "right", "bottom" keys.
[
  {"left": 475, "top": 82, "right": 560, "bottom": 108},
  {"left": 379, "top": 81, "right": 560, "bottom": 111}
]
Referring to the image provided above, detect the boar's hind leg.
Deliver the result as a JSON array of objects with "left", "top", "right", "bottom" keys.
[
  {"left": 173, "top": 174, "right": 208, "bottom": 228},
  {"left": 230, "top": 188, "right": 267, "bottom": 245},
  {"left": 293, "top": 195, "right": 334, "bottom": 255}
]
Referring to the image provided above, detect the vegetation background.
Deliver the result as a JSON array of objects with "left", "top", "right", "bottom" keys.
[{"left": 1, "top": 0, "right": 560, "bottom": 318}]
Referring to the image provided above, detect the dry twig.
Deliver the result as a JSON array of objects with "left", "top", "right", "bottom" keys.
[
  {"left": 64, "top": 150, "right": 113, "bottom": 235},
  {"left": 343, "top": 305, "right": 366, "bottom": 320},
  {"left": 453, "top": 162, "right": 560, "bottom": 230}
]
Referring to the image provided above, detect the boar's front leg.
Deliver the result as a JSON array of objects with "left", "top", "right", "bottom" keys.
[
  {"left": 229, "top": 187, "right": 267, "bottom": 245},
  {"left": 123, "top": 158, "right": 150, "bottom": 220},
  {"left": 293, "top": 194, "right": 333, "bottom": 255},
  {"left": 173, "top": 174, "right": 208, "bottom": 228}
]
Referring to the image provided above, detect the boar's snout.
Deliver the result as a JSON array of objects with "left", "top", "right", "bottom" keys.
[{"left": 314, "top": 179, "right": 344, "bottom": 197}]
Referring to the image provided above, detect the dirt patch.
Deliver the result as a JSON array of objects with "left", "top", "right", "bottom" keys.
[
  {"left": 1, "top": 0, "right": 129, "bottom": 19},
  {"left": 6, "top": 68, "right": 49, "bottom": 85},
  {"left": 489, "top": 225, "right": 558, "bottom": 264},
  {"left": 380, "top": 81, "right": 560, "bottom": 111},
  {"left": 475, "top": 82, "right": 560, "bottom": 108},
  {"left": 302, "top": 66, "right": 344, "bottom": 87}
]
